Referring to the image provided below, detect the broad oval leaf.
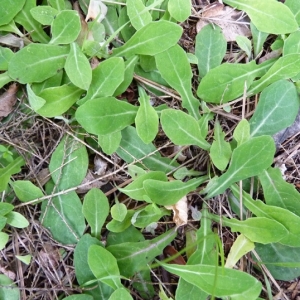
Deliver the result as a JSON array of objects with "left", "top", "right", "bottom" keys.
[
  {"left": 168, "top": 0, "right": 191, "bottom": 22},
  {"left": 6, "top": 211, "right": 29, "bottom": 228},
  {"left": 113, "top": 21, "right": 182, "bottom": 58},
  {"left": 0, "top": 203, "right": 14, "bottom": 216},
  {"left": 8, "top": 44, "right": 68, "bottom": 83},
  {"left": 98, "top": 131, "right": 122, "bottom": 155},
  {"left": 75, "top": 97, "right": 138, "bottom": 135},
  {"left": 161, "top": 109, "right": 210, "bottom": 150},
  {"left": 50, "top": 10, "right": 81, "bottom": 44},
  {"left": 249, "top": 80, "right": 299, "bottom": 137},
  {"left": 30, "top": 6, "right": 58, "bottom": 25},
  {"left": 12, "top": 180, "right": 44, "bottom": 202},
  {"left": 0, "top": 0, "right": 25, "bottom": 26},
  {"left": 223, "top": 0, "right": 298, "bottom": 34}
]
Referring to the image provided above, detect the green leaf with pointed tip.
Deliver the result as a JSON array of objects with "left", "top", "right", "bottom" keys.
[
  {"left": 156, "top": 45, "right": 200, "bottom": 119},
  {"left": 108, "top": 288, "right": 133, "bottom": 300},
  {"left": 0, "top": 203, "right": 14, "bottom": 216},
  {"left": 236, "top": 36, "right": 252, "bottom": 58},
  {"left": 210, "top": 214, "right": 288, "bottom": 244},
  {"left": 65, "top": 43, "right": 92, "bottom": 90},
  {"left": 209, "top": 120, "right": 232, "bottom": 171},
  {"left": 76, "top": 97, "right": 138, "bottom": 135},
  {"left": 168, "top": 0, "right": 191, "bottom": 22},
  {"left": 249, "top": 80, "right": 299, "bottom": 137},
  {"left": 283, "top": 31, "right": 300, "bottom": 55},
  {"left": 127, "top": 0, "right": 152, "bottom": 30},
  {"left": 50, "top": 10, "right": 81, "bottom": 44},
  {"left": 0, "top": 156, "right": 24, "bottom": 192},
  {"left": 231, "top": 184, "right": 300, "bottom": 247},
  {"left": 116, "top": 126, "right": 179, "bottom": 173},
  {"left": 107, "top": 228, "right": 176, "bottom": 277},
  {"left": 49, "top": 135, "right": 88, "bottom": 190},
  {"left": 8, "top": 44, "right": 68, "bottom": 84},
  {"left": 6, "top": 211, "right": 29, "bottom": 228},
  {"left": 0, "top": 232, "right": 9, "bottom": 251},
  {"left": 223, "top": 0, "right": 298, "bottom": 34},
  {"left": 82, "top": 189, "right": 109, "bottom": 239},
  {"left": 80, "top": 58, "right": 125, "bottom": 104},
  {"left": 98, "top": 131, "right": 122, "bottom": 155},
  {"left": 195, "top": 24, "right": 226, "bottom": 78},
  {"left": 135, "top": 87, "right": 159, "bottom": 144},
  {"left": 88, "top": 245, "right": 123, "bottom": 290},
  {"left": 113, "top": 21, "right": 182, "bottom": 58},
  {"left": 0, "top": 216, "right": 7, "bottom": 231},
  {"left": 251, "top": 22, "right": 269, "bottom": 58},
  {"left": 30, "top": 6, "right": 58, "bottom": 25},
  {"left": 160, "top": 262, "right": 262, "bottom": 300},
  {"left": 0, "top": 274, "right": 20, "bottom": 299},
  {"left": 233, "top": 119, "right": 250, "bottom": 146},
  {"left": 203, "top": 136, "right": 275, "bottom": 198},
  {"left": 16, "top": 255, "right": 32, "bottom": 265},
  {"left": 161, "top": 109, "right": 210, "bottom": 150},
  {"left": 144, "top": 177, "right": 208, "bottom": 205},
  {"left": 197, "top": 61, "right": 258, "bottom": 103},
  {"left": 258, "top": 167, "right": 300, "bottom": 216},
  {"left": 0, "top": 0, "right": 25, "bottom": 26},
  {"left": 12, "top": 180, "right": 44, "bottom": 202},
  {"left": 119, "top": 171, "right": 167, "bottom": 201},
  {"left": 27, "top": 84, "right": 46, "bottom": 111},
  {"left": 36, "top": 85, "right": 83, "bottom": 117},
  {"left": 248, "top": 54, "right": 300, "bottom": 95}
]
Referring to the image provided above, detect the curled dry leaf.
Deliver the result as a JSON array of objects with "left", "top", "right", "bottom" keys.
[
  {"left": 0, "top": 83, "right": 18, "bottom": 120},
  {"left": 197, "top": 3, "right": 251, "bottom": 42},
  {"left": 163, "top": 245, "right": 186, "bottom": 265},
  {"left": 165, "top": 196, "right": 188, "bottom": 228},
  {"left": 85, "top": 0, "right": 108, "bottom": 23}
]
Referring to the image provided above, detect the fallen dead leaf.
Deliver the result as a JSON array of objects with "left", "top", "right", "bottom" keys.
[
  {"left": 163, "top": 245, "right": 186, "bottom": 265},
  {"left": 94, "top": 155, "right": 107, "bottom": 176},
  {"left": 197, "top": 3, "right": 251, "bottom": 42},
  {"left": 0, "top": 83, "right": 18, "bottom": 120},
  {"left": 165, "top": 196, "right": 188, "bottom": 228},
  {"left": 76, "top": 169, "right": 106, "bottom": 193},
  {"left": 85, "top": 0, "right": 107, "bottom": 23}
]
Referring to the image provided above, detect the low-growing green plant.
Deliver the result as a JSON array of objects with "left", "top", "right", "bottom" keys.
[{"left": 1, "top": 0, "right": 300, "bottom": 299}]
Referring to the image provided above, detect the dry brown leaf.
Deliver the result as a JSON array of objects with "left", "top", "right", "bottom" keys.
[
  {"left": 76, "top": 169, "right": 106, "bottom": 193},
  {"left": 0, "top": 83, "right": 18, "bottom": 120},
  {"left": 163, "top": 245, "right": 186, "bottom": 265},
  {"left": 94, "top": 155, "right": 107, "bottom": 176},
  {"left": 85, "top": 0, "right": 107, "bottom": 23},
  {"left": 165, "top": 196, "right": 188, "bottom": 228},
  {"left": 197, "top": 3, "right": 251, "bottom": 42}
]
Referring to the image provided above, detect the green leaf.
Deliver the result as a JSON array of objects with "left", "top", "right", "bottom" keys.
[
  {"left": 0, "top": 216, "right": 7, "bottom": 231},
  {"left": 118, "top": 171, "right": 167, "bottom": 201},
  {"left": 116, "top": 126, "right": 179, "bottom": 173},
  {"left": 248, "top": 54, "right": 300, "bottom": 95},
  {"left": 233, "top": 119, "right": 250, "bottom": 146},
  {"left": 30, "top": 6, "right": 58, "bottom": 25},
  {"left": 80, "top": 57, "right": 125, "bottom": 104},
  {"left": 285, "top": 0, "right": 300, "bottom": 25},
  {"left": 251, "top": 22, "right": 269, "bottom": 58},
  {"left": 16, "top": 255, "right": 32, "bottom": 265},
  {"left": 255, "top": 243, "right": 300, "bottom": 281},
  {"left": 203, "top": 136, "right": 275, "bottom": 198},
  {"left": 0, "top": 203, "right": 14, "bottom": 216},
  {"left": 0, "top": 156, "right": 24, "bottom": 192},
  {"left": 197, "top": 61, "right": 258, "bottom": 103},
  {"left": 0, "top": 72, "right": 12, "bottom": 89},
  {"left": 108, "top": 288, "right": 133, "bottom": 300},
  {"left": 50, "top": 10, "right": 81, "bottom": 44},
  {"left": 14, "top": 0, "right": 50, "bottom": 43},
  {"left": 36, "top": 85, "right": 83, "bottom": 117},
  {"left": 88, "top": 245, "right": 123, "bottom": 290},
  {"left": 161, "top": 109, "right": 210, "bottom": 150},
  {"left": 0, "top": 0, "right": 25, "bottom": 26},
  {"left": 283, "top": 31, "right": 300, "bottom": 55},
  {"left": 135, "top": 87, "right": 159, "bottom": 144},
  {"left": 160, "top": 262, "right": 262, "bottom": 300},
  {"left": 26, "top": 84, "right": 46, "bottom": 111},
  {"left": 12, "top": 180, "right": 44, "bottom": 203},
  {"left": 127, "top": 0, "right": 152, "bottom": 30},
  {"left": 209, "top": 120, "right": 232, "bottom": 171},
  {"left": 231, "top": 184, "right": 300, "bottom": 247},
  {"left": 223, "top": 0, "right": 298, "bottom": 34},
  {"left": 168, "top": 0, "right": 191, "bottom": 22},
  {"left": 65, "top": 43, "right": 92, "bottom": 90},
  {"left": 106, "top": 210, "right": 136, "bottom": 233},
  {"left": 0, "top": 232, "right": 9, "bottom": 251},
  {"left": 74, "top": 234, "right": 113, "bottom": 299},
  {"left": 156, "top": 45, "right": 200, "bottom": 119},
  {"left": 258, "top": 167, "right": 300, "bottom": 216},
  {"left": 195, "top": 24, "right": 226, "bottom": 78},
  {"left": 111, "top": 203, "right": 127, "bottom": 222},
  {"left": 76, "top": 97, "right": 138, "bottom": 135},
  {"left": 107, "top": 228, "right": 176, "bottom": 277},
  {"left": 144, "top": 177, "right": 208, "bottom": 205},
  {"left": 118, "top": 7, "right": 136, "bottom": 43},
  {"left": 0, "top": 274, "right": 20, "bottom": 300},
  {"left": 48, "top": 0, "right": 65, "bottom": 10},
  {"left": 0, "top": 47, "right": 14, "bottom": 71},
  {"left": 107, "top": 226, "right": 145, "bottom": 246},
  {"left": 6, "top": 211, "right": 29, "bottom": 228},
  {"left": 49, "top": 135, "right": 88, "bottom": 190},
  {"left": 98, "top": 131, "right": 122, "bottom": 155},
  {"left": 63, "top": 295, "right": 93, "bottom": 300},
  {"left": 209, "top": 214, "right": 288, "bottom": 244},
  {"left": 236, "top": 36, "right": 252, "bottom": 58},
  {"left": 82, "top": 189, "right": 109, "bottom": 239},
  {"left": 249, "top": 80, "right": 299, "bottom": 137},
  {"left": 41, "top": 190, "right": 86, "bottom": 244},
  {"left": 8, "top": 44, "right": 68, "bottom": 84},
  {"left": 113, "top": 21, "right": 182, "bottom": 58}
]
